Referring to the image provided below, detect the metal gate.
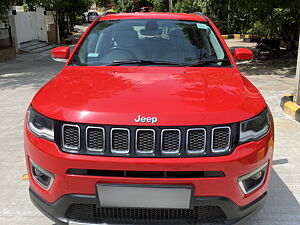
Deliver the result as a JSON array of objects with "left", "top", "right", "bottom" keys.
[{"left": 10, "top": 7, "right": 48, "bottom": 49}]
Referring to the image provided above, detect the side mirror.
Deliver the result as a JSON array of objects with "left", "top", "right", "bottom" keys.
[
  {"left": 51, "top": 47, "right": 70, "bottom": 62},
  {"left": 234, "top": 48, "right": 253, "bottom": 64}
]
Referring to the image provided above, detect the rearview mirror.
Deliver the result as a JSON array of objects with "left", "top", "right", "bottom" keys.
[
  {"left": 234, "top": 48, "right": 253, "bottom": 64},
  {"left": 51, "top": 47, "right": 70, "bottom": 62}
]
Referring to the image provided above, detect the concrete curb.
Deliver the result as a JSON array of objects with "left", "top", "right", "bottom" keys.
[
  {"left": 222, "top": 34, "right": 241, "bottom": 39},
  {"left": 280, "top": 94, "right": 300, "bottom": 122}
]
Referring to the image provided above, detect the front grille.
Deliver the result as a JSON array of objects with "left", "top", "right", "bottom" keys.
[
  {"left": 58, "top": 123, "right": 236, "bottom": 157},
  {"left": 66, "top": 203, "right": 226, "bottom": 224}
]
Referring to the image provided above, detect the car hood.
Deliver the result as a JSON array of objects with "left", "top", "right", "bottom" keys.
[{"left": 32, "top": 66, "right": 265, "bottom": 125}]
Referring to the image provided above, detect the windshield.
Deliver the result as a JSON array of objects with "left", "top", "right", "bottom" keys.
[{"left": 70, "top": 19, "right": 231, "bottom": 67}]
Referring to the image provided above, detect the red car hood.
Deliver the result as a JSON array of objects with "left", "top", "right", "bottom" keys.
[{"left": 32, "top": 66, "right": 265, "bottom": 125}]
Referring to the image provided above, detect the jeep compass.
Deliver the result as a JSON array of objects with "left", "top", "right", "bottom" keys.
[{"left": 24, "top": 12, "right": 274, "bottom": 225}]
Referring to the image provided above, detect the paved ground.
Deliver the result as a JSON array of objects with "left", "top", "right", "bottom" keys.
[{"left": 0, "top": 38, "right": 299, "bottom": 225}]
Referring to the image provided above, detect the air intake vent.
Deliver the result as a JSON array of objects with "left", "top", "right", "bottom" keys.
[
  {"left": 66, "top": 203, "right": 227, "bottom": 224},
  {"left": 212, "top": 127, "right": 231, "bottom": 153},
  {"left": 161, "top": 129, "right": 181, "bottom": 154},
  {"left": 186, "top": 128, "right": 206, "bottom": 154},
  {"left": 62, "top": 124, "right": 80, "bottom": 151},
  {"left": 86, "top": 127, "right": 105, "bottom": 152},
  {"left": 111, "top": 128, "right": 130, "bottom": 154},
  {"left": 136, "top": 129, "right": 155, "bottom": 154}
]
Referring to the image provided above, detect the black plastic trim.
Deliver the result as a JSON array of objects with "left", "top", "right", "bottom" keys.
[
  {"left": 29, "top": 187, "right": 267, "bottom": 225},
  {"left": 66, "top": 168, "right": 225, "bottom": 178},
  {"left": 192, "top": 12, "right": 209, "bottom": 22}
]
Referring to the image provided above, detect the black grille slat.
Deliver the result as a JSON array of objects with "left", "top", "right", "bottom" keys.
[
  {"left": 66, "top": 203, "right": 226, "bottom": 224},
  {"left": 63, "top": 125, "right": 80, "bottom": 150},
  {"left": 136, "top": 129, "right": 155, "bottom": 153},
  {"left": 111, "top": 129, "right": 130, "bottom": 153},
  {"left": 87, "top": 127, "right": 104, "bottom": 151},
  {"left": 212, "top": 127, "right": 230, "bottom": 152},
  {"left": 161, "top": 129, "right": 180, "bottom": 154}
]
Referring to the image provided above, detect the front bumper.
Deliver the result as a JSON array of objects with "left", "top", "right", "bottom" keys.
[
  {"left": 30, "top": 187, "right": 267, "bottom": 225},
  {"left": 25, "top": 124, "right": 274, "bottom": 224}
]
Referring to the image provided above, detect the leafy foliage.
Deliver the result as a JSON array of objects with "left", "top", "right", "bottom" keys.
[
  {"left": 1, "top": 0, "right": 299, "bottom": 40},
  {"left": 94, "top": 0, "right": 299, "bottom": 39},
  {"left": 0, "top": 0, "right": 11, "bottom": 22}
]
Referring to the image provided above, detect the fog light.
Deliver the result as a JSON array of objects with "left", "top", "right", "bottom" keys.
[
  {"left": 251, "top": 171, "right": 263, "bottom": 180},
  {"left": 30, "top": 160, "right": 55, "bottom": 190},
  {"left": 238, "top": 161, "right": 268, "bottom": 194}
]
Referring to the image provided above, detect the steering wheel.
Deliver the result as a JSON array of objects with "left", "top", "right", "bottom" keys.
[{"left": 102, "top": 47, "right": 137, "bottom": 61}]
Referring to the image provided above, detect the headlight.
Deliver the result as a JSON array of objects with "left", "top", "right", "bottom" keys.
[
  {"left": 27, "top": 106, "right": 54, "bottom": 141},
  {"left": 239, "top": 108, "right": 270, "bottom": 144}
]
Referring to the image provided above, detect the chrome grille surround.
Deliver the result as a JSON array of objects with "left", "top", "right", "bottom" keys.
[
  {"left": 62, "top": 124, "right": 80, "bottom": 152},
  {"left": 161, "top": 129, "right": 181, "bottom": 155},
  {"left": 86, "top": 126, "right": 105, "bottom": 152},
  {"left": 211, "top": 126, "right": 231, "bottom": 153},
  {"left": 110, "top": 128, "right": 130, "bottom": 154},
  {"left": 135, "top": 129, "right": 155, "bottom": 154},
  {"left": 186, "top": 128, "right": 206, "bottom": 154}
]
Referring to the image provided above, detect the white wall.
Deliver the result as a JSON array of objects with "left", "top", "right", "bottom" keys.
[
  {"left": 14, "top": 12, "right": 38, "bottom": 45},
  {"left": 36, "top": 7, "right": 48, "bottom": 42},
  {"left": 11, "top": 7, "right": 48, "bottom": 49}
]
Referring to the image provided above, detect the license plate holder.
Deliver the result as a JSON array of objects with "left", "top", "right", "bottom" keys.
[{"left": 96, "top": 184, "right": 193, "bottom": 209}]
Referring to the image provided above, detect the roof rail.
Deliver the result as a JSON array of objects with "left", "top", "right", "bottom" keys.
[{"left": 192, "top": 12, "right": 208, "bottom": 22}]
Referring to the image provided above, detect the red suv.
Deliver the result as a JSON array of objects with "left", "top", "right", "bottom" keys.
[{"left": 24, "top": 12, "right": 274, "bottom": 225}]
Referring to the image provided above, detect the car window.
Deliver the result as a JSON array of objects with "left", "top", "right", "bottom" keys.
[{"left": 70, "top": 19, "right": 230, "bottom": 67}]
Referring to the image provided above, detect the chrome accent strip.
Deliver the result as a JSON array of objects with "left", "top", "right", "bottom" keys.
[
  {"left": 110, "top": 128, "right": 130, "bottom": 154},
  {"left": 136, "top": 129, "right": 155, "bottom": 154},
  {"left": 52, "top": 57, "right": 68, "bottom": 63},
  {"left": 86, "top": 126, "right": 105, "bottom": 152},
  {"left": 62, "top": 124, "right": 80, "bottom": 152},
  {"left": 30, "top": 159, "right": 55, "bottom": 191},
  {"left": 238, "top": 161, "right": 269, "bottom": 194},
  {"left": 211, "top": 126, "right": 231, "bottom": 153},
  {"left": 186, "top": 128, "right": 206, "bottom": 154},
  {"left": 161, "top": 129, "right": 181, "bottom": 154}
]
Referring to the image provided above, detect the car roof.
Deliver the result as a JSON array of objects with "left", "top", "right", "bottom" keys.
[{"left": 99, "top": 12, "right": 207, "bottom": 22}]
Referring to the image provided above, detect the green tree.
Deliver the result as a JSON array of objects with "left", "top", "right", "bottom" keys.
[
  {"left": 171, "top": 0, "right": 300, "bottom": 38},
  {"left": 0, "top": 0, "right": 12, "bottom": 22}
]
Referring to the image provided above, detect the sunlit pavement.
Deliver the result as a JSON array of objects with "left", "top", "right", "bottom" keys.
[{"left": 0, "top": 39, "right": 299, "bottom": 224}]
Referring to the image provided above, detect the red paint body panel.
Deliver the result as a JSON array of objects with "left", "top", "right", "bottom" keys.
[{"left": 32, "top": 67, "right": 265, "bottom": 126}]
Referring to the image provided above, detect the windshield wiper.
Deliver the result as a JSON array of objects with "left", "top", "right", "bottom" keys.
[
  {"left": 187, "top": 59, "right": 231, "bottom": 67},
  {"left": 105, "top": 60, "right": 183, "bottom": 66}
]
